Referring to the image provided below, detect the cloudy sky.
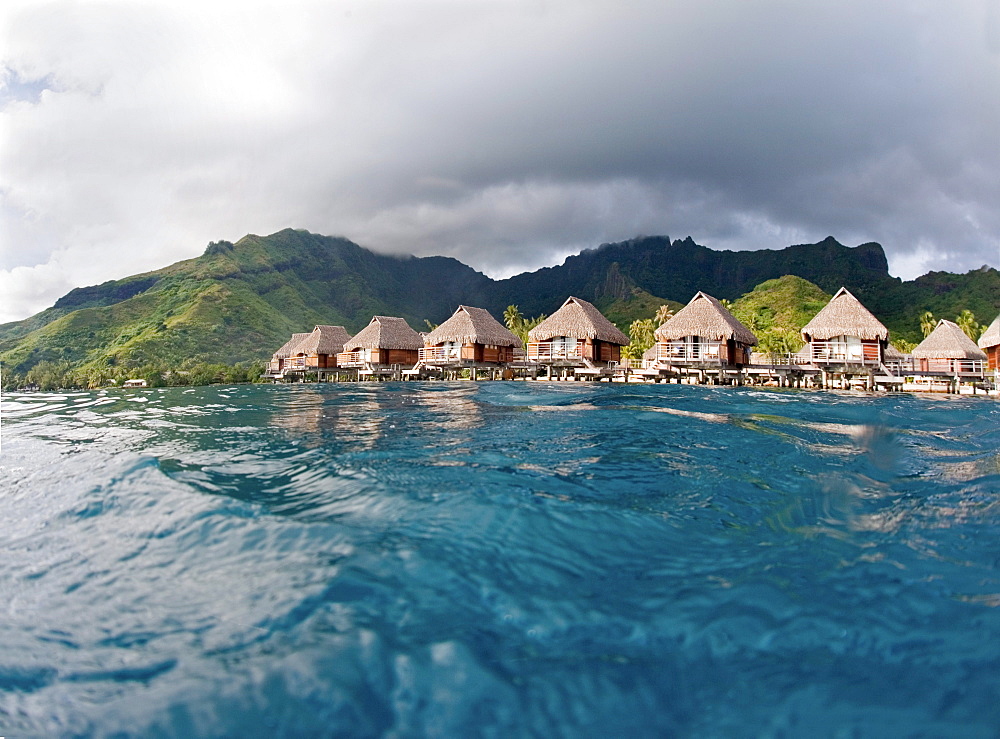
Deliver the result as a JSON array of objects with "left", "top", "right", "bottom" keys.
[{"left": 2, "top": 1, "right": 998, "bottom": 323}]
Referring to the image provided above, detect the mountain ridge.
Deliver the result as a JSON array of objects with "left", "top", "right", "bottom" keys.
[{"left": 2, "top": 228, "right": 997, "bottom": 377}]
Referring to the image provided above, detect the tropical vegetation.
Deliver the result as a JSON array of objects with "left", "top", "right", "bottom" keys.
[
  {"left": 2, "top": 358, "right": 266, "bottom": 392},
  {"left": 502, "top": 305, "right": 547, "bottom": 347}
]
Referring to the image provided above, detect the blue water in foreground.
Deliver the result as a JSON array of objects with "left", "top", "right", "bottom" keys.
[{"left": 2, "top": 383, "right": 1000, "bottom": 737}]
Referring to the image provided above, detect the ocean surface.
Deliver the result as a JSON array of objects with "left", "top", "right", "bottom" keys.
[{"left": 1, "top": 382, "right": 999, "bottom": 737}]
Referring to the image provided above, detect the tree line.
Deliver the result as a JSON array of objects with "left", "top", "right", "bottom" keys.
[{"left": 2, "top": 359, "right": 267, "bottom": 392}]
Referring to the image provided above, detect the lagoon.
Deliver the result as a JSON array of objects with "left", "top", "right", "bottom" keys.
[{"left": 2, "top": 383, "right": 1000, "bottom": 736}]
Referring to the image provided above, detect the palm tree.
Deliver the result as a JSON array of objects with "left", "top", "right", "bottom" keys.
[
  {"left": 503, "top": 305, "right": 523, "bottom": 332},
  {"left": 956, "top": 309, "right": 982, "bottom": 341},
  {"left": 623, "top": 318, "right": 656, "bottom": 361},
  {"left": 654, "top": 304, "right": 673, "bottom": 326},
  {"left": 919, "top": 310, "right": 936, "bottom": 338},
  {"left": 504, "top": 305, "right": 545, "bottom": 347}
]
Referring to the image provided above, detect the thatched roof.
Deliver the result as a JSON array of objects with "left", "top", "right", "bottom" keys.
[
  {"left": 654, "top": 292, "right": 757, "bottom": 345},
  {"left": 801, "top": 287, "right": 888, "bottom": 341},
  {"left": 912, "top": 319, "right": 987, "bottom": 360},
  {"left": 528, "top": 296, "right": 629, "bottom": 345},
  {"left": 292, "top": 325, "right": 352, "bottom": 355},
  {"left": 273, "top": 333, "right": 311, "bottom": 359},
  {"left": 424, "top": 305, "right": 520, "bottom": 347},
  {"left": 979, "top": 313, "right": 1000, "bottom": 349},
  {"left": 884, "top": 343, "right": 907, "bottom": 361},
  {"left": 343, "top": 316, "right": 423, "bottom": 351}
]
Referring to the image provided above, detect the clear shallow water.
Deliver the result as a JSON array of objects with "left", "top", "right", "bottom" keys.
[{"left": 2, "top": 382, "right": 999, "bottom": 737}]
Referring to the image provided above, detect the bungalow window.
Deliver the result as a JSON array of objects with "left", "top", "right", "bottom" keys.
[
  {"left": 829, "top": 335, "right": 862, "bottom": 361},
  {"left": 553, "top": 336, "right": 577, "bottom": 358}
]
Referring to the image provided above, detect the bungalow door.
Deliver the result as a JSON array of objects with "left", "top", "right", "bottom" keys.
[
  {"left": 846, "top": 336, "right": 863, "bottom": 362},
  {"left": 553, "top": 336, "right": 576, "bottom": 359}
]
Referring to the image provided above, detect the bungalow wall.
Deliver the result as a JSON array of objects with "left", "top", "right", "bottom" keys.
[
  {"left": 725, "top": 340, "right": 752, "bottom": 366},
  {"left": 371, "top": 348, "right": 419, "bottom": 365},
  {"left": 289, "top": 352, "right": 336, "bottom": 370},
  {"left": 591, "top": 340, "right": 621, "bottom": 363},
  {"left": 460, "top": 343, "right": 514, "bottom": 364},
  {"left": 987, "top": 345, "right": 998, "bottom": 371},
  {"left": 308, "top": 352, "right": 338, "bottom": 369}
]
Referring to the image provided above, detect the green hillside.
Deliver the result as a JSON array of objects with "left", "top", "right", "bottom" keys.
[
  {"left": 866, "top": 266, "right": 1000, "bottom": 345},
  {"left": 0, "top": 229, "right": 492, "bottom": 379},
  {"left": 1, "top": 228, "right": 997, "bottom": 389},
  {"left": 730, "top": 276, "right": 831, "bottom": 354}
]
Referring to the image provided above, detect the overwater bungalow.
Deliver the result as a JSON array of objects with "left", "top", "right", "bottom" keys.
[
  {"left": 284, "top": 325, "right": 352, "bottom": 375},
  {"left": 912, "top": 319, "right": 987, "bottom": 376},
  {"left": 267, "top": 332, "right": 311, "bottom": 376},
  {"left": 652, "top": 292, "right": 757, "bottom": 367},
  {"left": 526, "top": 296, "right": 629, "bottom": 369},
  {"left": 979, "top": 313, "right": 1000, "bottom": 373},
  {"left": 799, "top": 287, "right": 888, "bottom": 366},
  {"left": 420, "top": 305, "right": 520, "bottom": 368},
  {"left": 336, "top": 316, "right": 423, "bottom": 373}
]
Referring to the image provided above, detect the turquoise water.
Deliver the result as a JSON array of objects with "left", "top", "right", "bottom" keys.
[{"left": 2, "top": 382, "right": 999, "bottom": 736}]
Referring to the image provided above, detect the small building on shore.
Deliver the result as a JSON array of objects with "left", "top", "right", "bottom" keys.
[
  {"left": 653, "top": 292, "right": 757, "bottom": 367},
  {"left": 979, "top": 313, "right": 1000, "bottom": 372},
  {"left": 527, "top": 296, "right": 629, "bottom": 367},
  {"left": 286, "top": 325, "right": 352, "bottom": 373},
  {"left": 421, "top": 305, "right": 520, "bottom": 367},
  {"left": 800, "top": 287, "right": 887, "bottom": 366},
  {"left": 912, "top": 319, "right": 987, "bottom": 376},
  {"left": 337, "top": 316, "right": 423, "bottom": 369}
]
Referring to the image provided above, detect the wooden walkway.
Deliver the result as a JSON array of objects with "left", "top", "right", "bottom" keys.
[{"left": 264, "top": 359, "right": 998, "bottom": 395}]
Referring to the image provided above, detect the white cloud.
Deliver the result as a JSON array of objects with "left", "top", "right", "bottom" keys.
[
  {"left": 0, "top": 260, "right": 70, "bottom": 324},
  {"left": 1, "top": 0, "right": 998, "bottom": 322}
]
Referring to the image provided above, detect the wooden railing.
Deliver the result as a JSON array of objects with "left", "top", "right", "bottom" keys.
[
  {"left": 910, "top": 358, "right": 987, "bottom": 375},
  {"left": 655, "top": 342, "right": 724, "bottom": 363},
  {"left": 748, "top": 352, "right": 986, "bottom": 377},
  {"left": 609, "top": 358, "right": 641, "bottom": 370},
  {"left": 805, "top": 340, "right": 880, "bottom": 364},
  {"left": 527, "top": 341, "right": 583, "bottom": 361},
  {"left": 419, "top": 346, "right": 460, "bottom": 363},
  {"left": 336, "top": 351, "right": 366, "bottom": 367}
]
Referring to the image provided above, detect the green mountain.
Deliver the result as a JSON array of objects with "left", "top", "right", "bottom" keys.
[
  {"left": 489, "top": 235, "right": 891, "bottom": 319},
  {"left": 730, "top": 276, "right": 832, "bottom": 353},
  {"left": 0, "top": 230, "right": 492, "bottom": 376},
  {"left": 1, "top": 228, "right": 997, "bottom": 381}
]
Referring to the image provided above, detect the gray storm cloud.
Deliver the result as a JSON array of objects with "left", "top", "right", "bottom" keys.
[{"left": 1, "top": 0, "right": 998, "bottom": 323}]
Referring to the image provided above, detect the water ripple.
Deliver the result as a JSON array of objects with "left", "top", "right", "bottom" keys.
[{"left": 2, "top": 383, "right": 1000, "bottom": 735}]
